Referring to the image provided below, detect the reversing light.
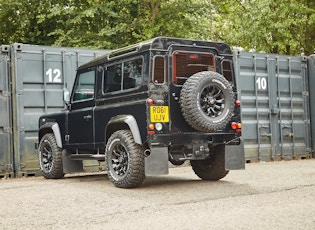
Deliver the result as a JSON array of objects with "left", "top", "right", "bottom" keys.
[
  {"left": 155, "top": 123, "right": 163, "bottom": 131},
  {"left": 147, "top": 98, "right": 154, "bottom": 105}
]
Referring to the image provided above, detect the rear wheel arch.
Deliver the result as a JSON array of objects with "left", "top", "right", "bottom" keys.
[{"left": 105, "top": 115, "right": 142, "bottom": 145}]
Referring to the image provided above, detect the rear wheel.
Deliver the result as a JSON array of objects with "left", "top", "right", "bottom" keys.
[
  {"left": 190, "top": 145, "right": 229, "bottom": 180},
  {"left": 38, "top": 133, "right": 64, "bottom": 179},
  {"left": 105, "top": 130, "right": 145, "bottom": 188}
]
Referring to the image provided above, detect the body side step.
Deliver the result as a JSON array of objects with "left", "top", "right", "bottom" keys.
[{"left": 69, "top": 154, "right": 105, "bottom": 161}]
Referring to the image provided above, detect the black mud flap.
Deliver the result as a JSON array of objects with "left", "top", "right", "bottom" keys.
[
  {"left": 62, "top": 150, "right": 84, "bottom": 173},
  {"left": 225, "top": 140, "right": 245, "bottom": 170},
  {"left": 145, "top": 147, "right": 169, "bottom": 176}
]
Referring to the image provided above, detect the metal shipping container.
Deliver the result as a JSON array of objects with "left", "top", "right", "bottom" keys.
[
  {"left": 307, "top": 55, "right": 315, "bottom": 158},
  {"left": 0, "top": 45, "right": 13, "bottom": 177},
  {"left": 234, "top": 51, "right": 312, "bottom": 162},
  {"left": 10, "top": 43, "right": 109, "bottom": 176}
]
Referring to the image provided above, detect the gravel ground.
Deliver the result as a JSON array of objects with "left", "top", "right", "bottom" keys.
[{"left": 1, "top": 159, "right": 315, "bottom": 230}]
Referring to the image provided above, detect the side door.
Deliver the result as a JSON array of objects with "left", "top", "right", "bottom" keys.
[{"left": 67, "top": 68, "right": 96, "bottom": 148}]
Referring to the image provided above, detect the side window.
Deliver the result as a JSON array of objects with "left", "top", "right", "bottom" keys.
[
  {"left": 104, "top": 58, "right": 142, "bottom": 93},
  {"left": 153, "top": 56, "right": 165, "bottom": 84},
  {"left": 72, "top": 70, "right": 95, "bottom": 102},
  {"left": 105, "top": 63, "right": 122, "bottom": 92}
]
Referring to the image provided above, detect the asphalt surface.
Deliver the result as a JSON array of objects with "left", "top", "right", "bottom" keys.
[{"left": 1, "top": 159, "right": 315, "bottom": 230}]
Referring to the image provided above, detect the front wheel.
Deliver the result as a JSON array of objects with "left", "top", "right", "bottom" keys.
[
  {"left": 190, "top": 145, "right": 229, "bottom": 181},
  {"left": 105, "top": 130, "right": 145, "bottom": 188},
  {"left": 38, "top": 133, "right": 64, "bottom": 179}
]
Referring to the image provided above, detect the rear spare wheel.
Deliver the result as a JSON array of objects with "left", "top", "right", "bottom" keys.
[{"left": 180, "top": 71, "right": 235, "bottom": 132}]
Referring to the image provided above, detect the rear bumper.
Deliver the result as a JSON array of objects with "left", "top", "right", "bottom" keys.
[{"left": 149, "top": 132, "right": 241, "bottom": 147}]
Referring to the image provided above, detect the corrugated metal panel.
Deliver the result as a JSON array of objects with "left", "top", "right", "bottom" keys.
[
  {"left": 10, "top": 43, "right": 109, "bottom": 175},
  {"left": 234, "top": 51, "right": 311, "bottom": 162},
  {"left": 0, "top": 45, "right": 14, "bottom": 177},
  {"left": 308, "top": 55, "right": 315, "bottom": 158}
]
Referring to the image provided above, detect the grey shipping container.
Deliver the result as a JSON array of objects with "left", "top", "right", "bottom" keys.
[
  {"left": 0, "top": 45, "right": 13, "bottom": 177},
  {"left": 308, "top": 55, "right": 315, "bottom": 158},
  {"left": 234, "top": 51, "right": 312, "bottom": 162},
  {"left": 8, "top": 43, "right": 109, "bottom": 176}
]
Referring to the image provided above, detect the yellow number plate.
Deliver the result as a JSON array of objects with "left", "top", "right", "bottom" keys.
[{"left": 150, "top": 106, "right": 169, "bottom": 122}]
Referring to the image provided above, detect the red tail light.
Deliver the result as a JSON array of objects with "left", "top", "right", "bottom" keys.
[
  {"left": 147, "top": 98, "right": 154, "bottom": 105},
  {"left": 231, "top": 122, "right": 238, "bottom": 130}
]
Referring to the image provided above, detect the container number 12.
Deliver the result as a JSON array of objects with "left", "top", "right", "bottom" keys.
[
  {"left": 256, "top": 77, "right": 267, "bottom": 90},
  {"left": 46, "top": 68, "right": 62, "bottom": 83}
]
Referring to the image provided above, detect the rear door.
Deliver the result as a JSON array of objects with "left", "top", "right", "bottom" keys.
[{"left": 169, "top": 48, "right": 216, "bottom": 132}]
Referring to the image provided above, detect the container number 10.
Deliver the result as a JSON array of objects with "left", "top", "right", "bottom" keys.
[
  {"left": 256, "top": 77, "right": 267, "bottom": 90},
  {"left": 46, "top": 68, "right": 62, "bottom": 83}
]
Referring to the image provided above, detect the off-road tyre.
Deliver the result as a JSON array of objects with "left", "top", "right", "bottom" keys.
[
  {"left": 190, "top": 145, "right": 229, "bottom": 180},
  {"left": 180, "top": 71, "right": 235, "bottom": 132},
  {"left": 105, "top": 130, "right": 145, "bottom": 188},
  {"left": 38, "top": 133, "right": 64, "bottom": 179}
]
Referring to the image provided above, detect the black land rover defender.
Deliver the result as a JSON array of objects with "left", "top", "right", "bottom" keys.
[{"left": 37, "top": 37, "right": 244, "bottom": 188}]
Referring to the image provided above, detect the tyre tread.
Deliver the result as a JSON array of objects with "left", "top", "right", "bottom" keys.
[
  {"left": 38, "top": 133, "right": 64, "bottom": 179},
  {"left": 106, "top": 130, "right": 145, "bottom": 188}
]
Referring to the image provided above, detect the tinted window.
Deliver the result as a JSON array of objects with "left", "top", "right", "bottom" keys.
[
  {"left": 104, "top": 58, "right": 142, "bottom": 93},
  {"left": 72, "top": 70, "right": 95, "bottom": 101},
  {"left": 153, "top": 56, "right": 165, "bottom": 84},
  {"left": 173, "top": 52, "right": 214, "bottom": 85}
]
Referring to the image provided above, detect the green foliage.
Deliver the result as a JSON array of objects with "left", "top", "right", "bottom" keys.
[
  {"left": 0, "top": 0, "right": 314, "bottom": 55},
  {"left": 213, "top": 0, "right": 315, "bottom": 55}
]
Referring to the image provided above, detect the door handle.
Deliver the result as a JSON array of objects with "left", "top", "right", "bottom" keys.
[{"left": 83, "top": 114, "right": 92, "bottom": 120}]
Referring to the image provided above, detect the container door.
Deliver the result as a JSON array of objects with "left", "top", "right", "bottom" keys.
[
  {"left": 307, "top": 55, "right": 315, "bottom": 158},
  {"left": 234, "top": 51, "right": 311, "bottom": 162},
  {"left": 0, "top": 45, "right": 13, "bottom": 176},
  {"left": 10, "top": 43, "right": 109, "bottom": 175}
]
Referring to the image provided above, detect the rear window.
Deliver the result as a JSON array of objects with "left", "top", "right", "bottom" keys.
[{"left": 173, "top": 52, "right": 214, "bottom": 85}]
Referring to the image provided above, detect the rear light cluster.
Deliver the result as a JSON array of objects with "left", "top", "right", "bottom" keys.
[
  {"left": 148, "top": 123, "right": 163, "bottom": 131},
  {"left": 231, "top": 122, "right": 242, "bottom": 133},
  {"left": 231, "top": 100, "right": 242, "bottom": 133},
  {"left": 147, "top": 98, "right": 164, "bottom": 134}
]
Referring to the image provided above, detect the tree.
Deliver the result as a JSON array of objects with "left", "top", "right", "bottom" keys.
[
  {"left": 213, "top": 0, "right": 315, "bottom": 55},
  {"left": 0, "top": 0, "right": 314, "bottom": 55}
]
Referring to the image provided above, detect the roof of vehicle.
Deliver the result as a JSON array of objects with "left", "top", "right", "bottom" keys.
[{"left": 78, "top": 37, "right": 232, "bottom": 69}]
